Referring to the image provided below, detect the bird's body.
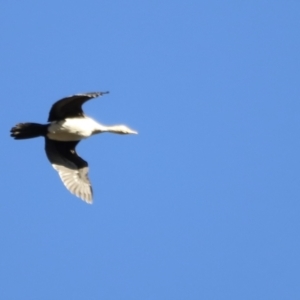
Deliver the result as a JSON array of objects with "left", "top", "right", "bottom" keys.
[
  {"left": 47, "top": 117, "right": 104, "bottom": 141},
  {"left": 10, "top": 92, "right": 137, "bottom": 203}
]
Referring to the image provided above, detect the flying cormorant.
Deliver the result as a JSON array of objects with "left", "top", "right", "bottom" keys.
[{"left": 10, "top": 92, "right": 137, "bottom": 203}]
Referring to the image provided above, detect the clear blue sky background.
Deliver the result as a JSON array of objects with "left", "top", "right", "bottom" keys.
[{"left": 1, "top": 1, "right": 300, "bottom": 299}]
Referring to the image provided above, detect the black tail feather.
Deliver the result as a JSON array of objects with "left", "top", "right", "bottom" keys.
[{"left": 10, "top": 123, "right": 47, "bottom": 139}]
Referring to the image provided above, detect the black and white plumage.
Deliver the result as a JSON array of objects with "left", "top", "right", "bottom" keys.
[{"left": 10, "top": 92, "right": 137, "bottom": 203}]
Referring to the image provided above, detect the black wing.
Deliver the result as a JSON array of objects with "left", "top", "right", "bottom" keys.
[
  {"left": 45, "top": 138, "right": 93, "bottom": 203},
  {"left": 48, "top": 91, "right": 109, "bottom": 122}
]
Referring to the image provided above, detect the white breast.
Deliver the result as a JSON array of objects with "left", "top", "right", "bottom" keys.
[{"left": 47, "top": 117, "right": 104, "bottom": 141}]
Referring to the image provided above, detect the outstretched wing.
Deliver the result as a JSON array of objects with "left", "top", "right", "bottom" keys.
[
  {"left": 45, "top": 138, "right": 93, "bottom": 203},
  {"left": 48, "top": 91, "right": 109, "bottom": 122}
]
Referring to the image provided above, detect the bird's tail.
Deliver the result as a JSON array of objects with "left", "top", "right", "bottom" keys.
[{"left": 10, "top": 123, "right": 47, "bottom": 139}]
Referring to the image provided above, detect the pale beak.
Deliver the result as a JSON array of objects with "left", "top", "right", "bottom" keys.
[{"left": 128, "top": 129, "right": 138, "bottom": 134}]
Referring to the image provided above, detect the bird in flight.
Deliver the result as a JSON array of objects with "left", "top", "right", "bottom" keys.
[{"left": 10, "top": 92, "right": 137, "bottom": 204}]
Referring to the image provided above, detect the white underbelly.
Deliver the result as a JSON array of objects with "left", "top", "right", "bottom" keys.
[
  {"left": 47, "top": 117, "right": 101, "bottom": 141},
  {"left": 47, "top": 130, "right": 86, "bottom": 141}
]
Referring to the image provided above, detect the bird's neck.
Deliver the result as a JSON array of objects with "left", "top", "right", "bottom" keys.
[{"left": 95, "top": 125, "right": 125, "bottom": 134}]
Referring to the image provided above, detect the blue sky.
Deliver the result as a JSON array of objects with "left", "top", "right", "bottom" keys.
[{"left": 1, "top": 1, "right": 300, "bottom": 299}]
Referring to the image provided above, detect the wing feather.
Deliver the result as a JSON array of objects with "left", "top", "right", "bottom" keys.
[
  {"left": 48, "top": 91, "right": 109, "bottom": 122},
  {"left": 45, "top": 138, "right": 93, "bottom": 203}
]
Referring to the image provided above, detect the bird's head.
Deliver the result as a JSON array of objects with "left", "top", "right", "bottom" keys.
[{"left": 115, "top": 125, "right": 138, "bottom": 135}]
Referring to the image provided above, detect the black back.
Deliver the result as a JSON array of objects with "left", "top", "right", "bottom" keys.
[
  {"left": 47, "top": 91, "right": 109, "bottom": 122},
  {"left": 45, "top": 139, "right": 87, "bottom": 169}
]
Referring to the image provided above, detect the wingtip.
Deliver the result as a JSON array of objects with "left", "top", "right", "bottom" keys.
[
  {"left": 84, "top": 198, "right": 93, "bottom": 204},
  {"left": 73, "top": 91, "right": 109, "bottom": 98},
  {"left": 95, "top": 91, "right": 109, "bottom": 97}
]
